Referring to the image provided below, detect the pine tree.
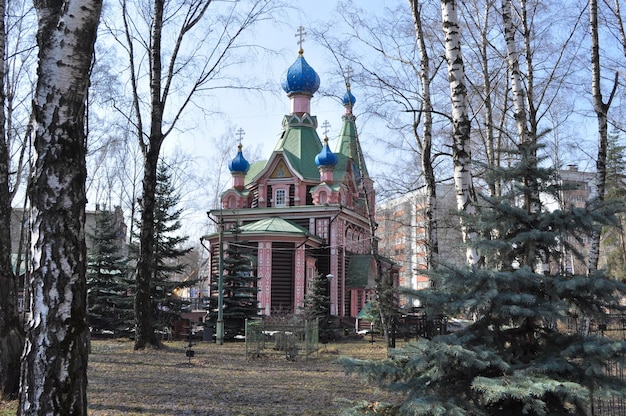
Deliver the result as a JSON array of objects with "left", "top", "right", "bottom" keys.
[
  {"left": 301, "top": 273, "right": 332, "bottom": 341},
  {"left": 132, "top": 162, "right": 194, "bottom": 336},
  {"left": 602, "top": 130, "right": 626, "bottom": 280},
  {"left": 209, "top": 224, "right": 258, "bottom": 337},
  {"left": 87, "top": 207, "right": 133, "bottom": 336},
  {"left": 343, "top": 142, "right": 626, "bottom": 415},
  {"left": 151, "top": 162, "right": 194, "bottom": 330}
]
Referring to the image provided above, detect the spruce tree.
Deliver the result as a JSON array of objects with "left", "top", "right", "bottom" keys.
[
  {"left": 301, "top": 273, "right": 332, "bottom": 341},
  {"left": 602, "top": 130, "right": 626, "bottom": 280},
  {"left": 209, "top": 224, "right": 258, "bottom": 337},
  {"left": 87, "top": 207, "right": 133, "bottom": 336},
  {"left": 343, "top": 142, "right": 626, "bottom": 415},
  {"left": 132, "top": 161, "right": 195, "bottom": 335},
  {"left": 151, "top": 162, "right": 195, "bottom": 330}
]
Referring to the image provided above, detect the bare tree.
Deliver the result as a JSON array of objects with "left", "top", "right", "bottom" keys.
[
  {"left": 18, "top": 0, "right": 102, "bottom": 414},
  {"left": 441, "top": 0, "right": 480, "bottom": 266},
  {"left": 408, "top": 0, "right": 440, "bottom": 270},
  {"left": 0, "top": 0, "right": 24, "bottom": 400},
  {"left": 588, "top": 0, "right": 618, "bottom": 272},
  {"left": 332, "top": 1, "right": 447, "bottom": 272},
  {"left": 6, "top": 0, "right": 37, "bottom": 283},
  {"left": 461, "top": 0, "right": 508, "bottom": 199},
  {"left": 110, "top": 0, "right": 281, "bottom": 349}
]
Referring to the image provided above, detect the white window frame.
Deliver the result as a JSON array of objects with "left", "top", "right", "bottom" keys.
[{"left": 275, "top": 188, "right": 287, "bottom": 207}]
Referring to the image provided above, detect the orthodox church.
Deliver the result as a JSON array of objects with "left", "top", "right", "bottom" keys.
[{"left": 204, "top": 41, "right": 398, "bottom": 321}]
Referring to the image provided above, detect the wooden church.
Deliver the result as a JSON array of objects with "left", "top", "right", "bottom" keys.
[{"left": 203, "top": 40, "right": 398, "bottom": 322}]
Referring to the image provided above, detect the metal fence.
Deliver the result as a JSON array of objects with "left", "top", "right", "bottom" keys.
[
  {"left": 565, "top": 313, "right": 626, "bottom": 416},
  {"left": 244, "top": 319, "right": 319, "bottom": 361}
]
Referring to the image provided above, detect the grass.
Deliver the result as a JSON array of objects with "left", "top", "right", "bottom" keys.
[{"left": 3, "top": 337, "right": 398, "bottom": 415}]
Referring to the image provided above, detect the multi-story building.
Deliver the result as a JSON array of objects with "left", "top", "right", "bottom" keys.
[
  {"left": 202, "top": 46, "right": 398, "bottom": 320},
  {"left": 376, "top": 164, "right": 601, "bottom": 304},
  {"left": 376, "top": 184, "right": 462, "bottom": 307},
  {"left": 547, "top": 165, "right": 597, "bottom": 275}
]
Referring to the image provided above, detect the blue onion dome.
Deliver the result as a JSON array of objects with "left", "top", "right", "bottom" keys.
[
  {"left": 342, "top": 86, "right": 356, "bottom": 107},
  {"left": 281, "top": 51, "right": 320, "bottom": 96},
  {"left": 315, "top": 137, "right": 338, "bottom": 167},
  {"left": 229, "top": 144, "right": 250, "bottom": 173}
]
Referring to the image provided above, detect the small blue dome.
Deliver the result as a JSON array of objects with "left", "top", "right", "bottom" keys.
[
  {"left": 229, "top": 145, "right": 250, "bottom": 173},
  {"left": 281, "top": 53, "right": 320, "bottom": 96},
  {"left": 315, "top": 138, "right": 337, "bottom": 167},
  {"left": 342, "top": 88, "right": 356, "bottom": 107}
]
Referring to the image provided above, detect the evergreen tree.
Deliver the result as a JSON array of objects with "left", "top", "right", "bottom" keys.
[
  {"left": 152, "top": 162, "right": 195, "bottom": 330},
  {"left": 302, "top": 273, "right": 331, "bottom": 320},
  {"left": 209, "top": 224, "right": 258, "bottom": 337},
  {"left": 343, "top": 142, "right": 626, "bottom": 415},
  {"left": 87, "top": 207, "right": 133, "bottom": 335},
  {"left": 602, "top": 130, "right": 626, "bottom": 280},
  {"left": 133, "top": 161, "right": 195, "bottom": 335},
  {"left": 301, "top": 273, "right": 332, "bottom": 341}
]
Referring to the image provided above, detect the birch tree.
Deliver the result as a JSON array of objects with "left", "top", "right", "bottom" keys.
[
  {"left": 588, "top": 0, "right": 618, "bottom": 272},
  {"left": 18, "top": 0, "right": 102, "bottom": 414},
  {"left": 333, "top": 1, "right": 447, "bottom": 274},
  {"left": 111, "top": 0, "right": 280, "bottom": 349},
  {"left": 441, "top": 0, "right": 480, "bottom": 266},
  {"left": 408, "top": 0, "right": 439, "bottom": 270},
  {"left": 461, "top": 0, "right": 508, "bottom": 199},
  {"left": 0, "top": 0, "right": 24, "bottom": 399}
]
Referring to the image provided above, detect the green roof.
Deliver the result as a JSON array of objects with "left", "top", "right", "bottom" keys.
[
  {"left": 333, "top": 114, "right": 368, "bottom": 183},
  {"left": 273, "top": 117, "right": 322, "bottom": 180},
  {"left": 245, "top": 160, "right": 268, "bottom": 185},
  {"left": 346, "top": 254, "right": 375, "bottom": 287},
  {"left": 357, "top": 302, "right": 376, "bottom": 320},
  {"left": 240, "top": 217, "right": 312, "bottom": 236}
]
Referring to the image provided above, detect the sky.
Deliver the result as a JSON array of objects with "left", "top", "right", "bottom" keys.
[
  {"left": 156, "top": 0, "right": 603, "bottom": 243},
  {"left": 165, "top": 0, "right": 385, "bottom": 167},
  {"left": 162, "top": 0, "right": 391, "bottom": 240}
]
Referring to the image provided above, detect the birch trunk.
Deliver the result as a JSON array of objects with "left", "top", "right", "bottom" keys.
[
  {"left": 502, "top": 0, "right": 529, "bottom": 146},
  {"left": 478, "top": 1, "right": 502, "bottom": 198},
  {"left": 501, "top": 0, "right": 558, "bottom": 275},
  {"left": 441, "top": 0, "right": 480, "bottom": 266},
  {"left": 409, "top": 0, "right": 438, "bottom": 270},
  {"left": 0, "top": 0, "right": 24, "bottom": 399},
  {"left": 18, "top": 0, "right": 102, "bottom": 414},
  {"left": 588, "top": 0, "right": 616, "bottom": 273}
]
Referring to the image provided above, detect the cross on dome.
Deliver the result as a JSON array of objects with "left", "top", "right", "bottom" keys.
[
  {"left": 295, "top": 26, "right": 307, "bottom": 54},
  {"left": 343, "top": 66, "right": 353, "bottom": 89},
  {"left": 321, "top": 120, "right": 331, "bottom": 136},
  {"left": 236, "top": 127, "right": 245, "bottom": 144}
]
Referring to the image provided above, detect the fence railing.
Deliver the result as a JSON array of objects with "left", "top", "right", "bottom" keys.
[
  {"left": 244, "top": 319, "right": 319, "bottom": 361},
  {"left": 565, "top": 313, "right": 626, "bottom": 416}
]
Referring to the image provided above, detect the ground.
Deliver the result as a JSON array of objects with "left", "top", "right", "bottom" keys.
[{"left": 2, "top": 338, "right": 398, "bottom": 415}]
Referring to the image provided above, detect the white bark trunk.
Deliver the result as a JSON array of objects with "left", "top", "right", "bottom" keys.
[
  {"left": 441, "top": 0, "right": 480, "bottom": 266},
  {"left": 18, "top": 1, "right": 102, "bottom": 414},
  {"left": 588, "top": 0, "right": 615, "bottom": 273},
  {"left": 502, "top": 0, "right": 547, "bottom": 271},
  {"left": 502, "top": 0, "right": 529, "bottom": 145},
  {"left": 409, "top": 0, "right": 438, "bottom": 269}
]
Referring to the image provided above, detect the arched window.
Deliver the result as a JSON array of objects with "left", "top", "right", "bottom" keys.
[{"left": 346, "top": 228, "right": 354, "bottom": 252}]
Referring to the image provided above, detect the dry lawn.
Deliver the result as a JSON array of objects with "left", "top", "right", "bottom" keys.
[{"left": 2, "top": 338, "right": 399, "bottom": 415}]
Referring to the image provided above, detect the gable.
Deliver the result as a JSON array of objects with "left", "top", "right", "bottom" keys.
[{"left": 270, "top": 160, "right": 291, "bottom": 179}]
